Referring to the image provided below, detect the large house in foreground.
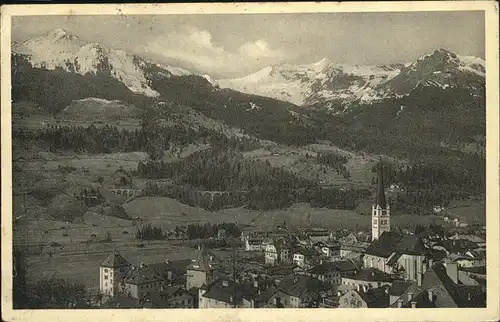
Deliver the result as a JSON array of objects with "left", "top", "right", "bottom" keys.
[
  {"left": 100, "top": 252, "right": 132, "bottom": 298},
  {"left": 199, "top": 279, "right": 258, "bottom": 308},
  {"left": 186, "top": 246, "right": 221, "bottom": 290},
  {"left": 266, "top": 275, "right": 324, "bottom": 308}
]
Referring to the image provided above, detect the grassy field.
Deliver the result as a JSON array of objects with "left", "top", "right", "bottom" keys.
[
  {"left": 443, "top": 200, "right": 486, "bottom": 226},
  {"left": 124, "top": 197, "right": 447, "bottom": 232}
]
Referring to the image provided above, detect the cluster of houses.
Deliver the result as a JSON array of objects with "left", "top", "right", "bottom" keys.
[{"left": 98, "top": 173, "right": 486, "bottom": 309}]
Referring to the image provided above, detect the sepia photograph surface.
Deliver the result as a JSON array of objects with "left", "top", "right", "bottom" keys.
[{"left": 1, "top": 2, "right": 499, "bottom": 322}]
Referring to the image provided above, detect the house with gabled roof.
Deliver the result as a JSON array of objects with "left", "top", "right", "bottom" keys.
[
  {"left": 186, "top": 245, "right": 221, "bottom": 290},
  {"left": 292, "top": 247, "right": 320, "bottom": 269},
  {"left": 338, "top": 285, "right": 391, "bottom": 308},
  {"left": 120, "top": 263, "right": 167, "bottom": 300},
  {"left": 266, "top": 275, "right": 325, "bottom": 308},
  {"left": 154, "top": 286, "right": 196, "bottom": 308},
  {"left": 341, "top": 267, "right": 393, "bottom": 290},
  {"left": 199, "top": 279, "right": 258, "bottom": 308},
  {"left": 100, "top": 251, "right": 132, "bottom": 298},
  {"left": 307, "top": 259, "right": 359, "bottom": 285}
]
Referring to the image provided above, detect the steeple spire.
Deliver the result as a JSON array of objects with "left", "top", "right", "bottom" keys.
[{"left": 376, "top": 164, "right": 387, "bottom": 208}]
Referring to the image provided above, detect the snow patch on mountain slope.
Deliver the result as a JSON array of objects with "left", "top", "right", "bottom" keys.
[
  {"left": 13, "top": 28, "right": 200, "bottom": 98},
  {"left": 217, "top": 58, "right": 404, "bottom": 106},
  {"left": 458, "top": 55, "right": 485, "bottom": 77},
  {"left": 217, "top": 50, "right": 484, "bottom": 108},
  {"left": 58, "top": 97, "right": 141, "bottom": 121}
]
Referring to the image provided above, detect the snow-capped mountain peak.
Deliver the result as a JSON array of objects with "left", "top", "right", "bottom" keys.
[
  {"left": 12, "top": 29, "right": 201, "bottom": 98},
  {"left": 45, "top": 28, "right": 80, "bottom": 42},
  {"left": 217, "top": 49, "right": 485, "bottom": 108}
]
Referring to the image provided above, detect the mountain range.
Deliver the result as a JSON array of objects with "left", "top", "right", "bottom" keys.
[
  {"left": 218, "top": 50, "right": 484, "bottom": 109},
  {"left": 11, "top": 28, "right": 485, "bottom": 156},
  {"left": 13, "top": 28, "right": 484, "bottom": 113}
]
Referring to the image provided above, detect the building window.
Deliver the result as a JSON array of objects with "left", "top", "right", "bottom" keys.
[
  {"left": 104, "top": 275, "right": 108, "bottom": 280},
  {"left": 104, "top": 268, "right": 109, "bottom": 273}
]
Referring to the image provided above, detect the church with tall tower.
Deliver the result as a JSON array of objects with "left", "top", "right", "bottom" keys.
[{"left": 372, "top": 166, "right": 390, "bottom": 241}]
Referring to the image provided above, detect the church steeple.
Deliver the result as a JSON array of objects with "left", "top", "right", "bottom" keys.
[
  {"left": 372, "top": 163, "right": 391, "bottom": 241},
  {"left": 376, "top": 165, "right": 387, "bottom": 209}
]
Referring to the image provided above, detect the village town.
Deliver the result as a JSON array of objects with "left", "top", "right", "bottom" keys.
[
  {"left": 8, "top": 10, "right": 491, "bottom": 317},
  {"left": 96, "top": 175, "right": 486, "bottom": 309}
]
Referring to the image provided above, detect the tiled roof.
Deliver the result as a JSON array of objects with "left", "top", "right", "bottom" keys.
[
  {"left": 437, "top": 239, "right": 479, "bottom": 254},
  {"left": 341, "top": 242, "right": 370, "bottom": 252},
  {"left": 255, "top": 285, "right": 278, "bottom": 303},
  {"left": 294, "top": 247, "right": 319, "bottom": 257},
  {"left": 148, "top": 259, "right": 192, "bottom": 279},
  {"left": 356, "top": 286, "right": 390, "bottom": 308},
  {"left": 365, "top": 232, "right": 426, "bottom": 258},
  {"left": 202, "top": 279, "right": 258, "bottom": 304},
  {"left": 265, "top": 264, "right": 297, "bottom": 277},
  {"left": 308, "top": 262, "right": 337, "bottom": 275},
  {"left": 333, "top": 259, "right": 359, "bottom": 272},
  {"left": 390, "top": 280, "right": 413, "bottom": 296},
  {"left": 123, "top": 266, "right": 165, "bottom": 285},
  {"left": 186, "top": 246, "right": 220, "bottom": 272},
  {"left": 343, "top": 251, "right": 364, "bottom": 261},
  {"left": 277, "top": 275, "right": 323, "bottom": 299},
  {"left": 159, "top": 286, "right": 193, "bottom": 299},
  {"left": 101, "top": 252, "right": 131, "bottom": 268},
  {"left": 346, "top": 268, "right": 393, "bottom": 282},
  {"left": 400, "top": 289, "right": 435, "bottom": 308}
]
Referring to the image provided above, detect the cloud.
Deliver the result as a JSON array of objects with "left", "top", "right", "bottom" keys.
[
  {"left": 239, "top": 40, "right": 285, "bottom": 59},
  {"left": 139, "top": 27, "right": 287, "bottom": 77}
]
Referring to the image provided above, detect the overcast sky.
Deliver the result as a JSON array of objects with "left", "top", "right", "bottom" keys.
[{"left": 12, "top": 11, "right": 484, "bottom": 78}]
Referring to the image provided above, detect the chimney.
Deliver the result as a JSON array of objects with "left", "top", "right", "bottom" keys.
[
  {"left": 337, "top": 291, "right": 341, "bottom": 297},
  {"left": 397, "top": 299, "right": 403, "bottom": 308},
  {"left": 411, "top": 301, "right": 417, "bottom": 308},
  {"left": 445, "top": 262, "right": 459, "bottom": 284},
  {"left": 253, "top": 280, "right": 259, "bottom": 288},
  {"left": 357, "top": 284, "right": 361, "bottom": 292},
  {"left": 428, "top": 258, "right": 433, "bottom": 269},
  {"left": 407, "top": 292, "right": 413, "bottom": 301},
  {"left": 427, "top": 289, "right": 433, "bottom": 303},
  {"left": 417, "top": 272, "right": 422, "bottom": 287},
  {"left": 362, "top": 285, "right": 367, "bottom": 293}
]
